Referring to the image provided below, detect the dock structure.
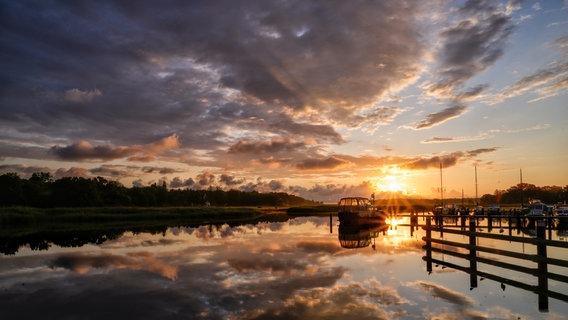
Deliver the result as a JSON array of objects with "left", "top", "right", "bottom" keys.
[{"left": 393, "top": 212, "right": 568, "bottom": 312}]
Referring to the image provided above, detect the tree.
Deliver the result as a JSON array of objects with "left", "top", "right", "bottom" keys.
[
  {"left": 479, "top": 193, "right": 496, "bottom": 205},
  {"left": 0, "top": 173, "right": 24, "bottom": 206},
  {"left": 24, "top": 172, "right": 54, "bottom": 207},
  {"left": 51, "top": 177, "right": 102, "bottom": 207}
]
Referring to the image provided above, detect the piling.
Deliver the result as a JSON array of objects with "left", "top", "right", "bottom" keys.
[
  {"left": 469, "top": 218, "right": 477, "bottom": 289},
  {"left": 536, "top": 221, "right": 548, "bottom": 312},
  {"left": 425, "top": 217, "right": 432, "bottom": 273}
]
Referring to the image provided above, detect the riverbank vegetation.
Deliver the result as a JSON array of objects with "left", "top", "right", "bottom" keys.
[
  {"left": 1, "top": 172, "right": 566, "bottom": 220},
  {"left": 0, "top": 172, "right": 316, "bottom": 208}
]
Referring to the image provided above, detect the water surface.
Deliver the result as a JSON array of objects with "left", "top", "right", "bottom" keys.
[{"left": 1, "top": 216, "right": 566, "bottom": 319}]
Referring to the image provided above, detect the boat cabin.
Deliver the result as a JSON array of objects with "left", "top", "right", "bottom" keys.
[{"left": 338, "top": 197, "right": 372, "bottom": 213}]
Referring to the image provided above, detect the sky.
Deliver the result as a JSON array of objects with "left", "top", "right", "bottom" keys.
[{"left": 1, "top": 0, "right": 567, "bottom": 202}]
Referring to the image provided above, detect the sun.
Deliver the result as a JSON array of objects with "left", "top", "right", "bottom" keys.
[
  {"left": 386, "top": 180, "right": 404, "bottom": 193},
  {"left": 385, "top": 175, "right": 407, "bottom": 194},
  {"left": 376, "top": 167, "right": 408, "bottom": 195},
  {"left": 376, "top": 174, "right": 408, "bottom": 194}
]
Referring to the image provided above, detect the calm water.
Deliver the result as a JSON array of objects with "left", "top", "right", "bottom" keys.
[{"left": 1, "top": 215, "right": 567, "bottom": 319}]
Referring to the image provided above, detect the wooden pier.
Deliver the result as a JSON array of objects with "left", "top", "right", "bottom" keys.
[{"left": 392, "top": 213, "right": 568, "bottom": 312}]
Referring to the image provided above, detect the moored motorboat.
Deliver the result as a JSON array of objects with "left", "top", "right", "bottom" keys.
[
  {"left": 523, "top": 200, "right": 551, "bottom": 217},
  {"left": 338, "top": 197, "right": 386, "bottom": 224},
  {"left": 556, "top": 206, "right": 568, "bottom": 216}
]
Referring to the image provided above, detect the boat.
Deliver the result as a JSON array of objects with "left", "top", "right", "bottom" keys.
[
  {"left": 487, "top": 205, "right": 500, "bottom": 216},
  {"left": 523, "top": 200, "right": 551, "bottom": 217},
  {"left": 473, "top": 205, "right": 484, "bottom": 216},
  {"left": 338, "top": 197, "right": 386, "bottom": 224},
  {"left": 556, "top": 206, "right": 568, "bottom": 216}
]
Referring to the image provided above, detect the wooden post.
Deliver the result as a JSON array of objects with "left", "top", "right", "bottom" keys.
[
  {"left": 508, "top": 215, "right": 512, "bottom": 237},
  {"left": 536, "top": 221, "right": 548, "bottom": 312},
  {"left": 547, "top": 217, "right": 552, "bottom": 240},
  {"left": 426, "top": 217, "right": 432, "bottom": 273},
  {"left": 469, "top": 218, "right": 477, "bottom": 289}
]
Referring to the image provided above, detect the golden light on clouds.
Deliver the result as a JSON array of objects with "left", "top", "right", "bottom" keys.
[{"left": 1, "top": 0, "right": 566, "bottom": 201}]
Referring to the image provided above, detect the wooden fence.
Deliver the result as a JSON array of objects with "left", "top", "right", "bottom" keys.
[{"left": 409, "top": 214, "right": 568, "bottom": 312}]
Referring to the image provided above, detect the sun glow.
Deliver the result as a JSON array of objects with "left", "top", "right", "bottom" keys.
[{"left": 376, "top": 174, "right": 408, "bottom": 195}]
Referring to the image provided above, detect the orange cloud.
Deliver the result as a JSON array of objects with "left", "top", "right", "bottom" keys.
[{"left": 50, "top": 134, "right": 180, "bottom": 162}]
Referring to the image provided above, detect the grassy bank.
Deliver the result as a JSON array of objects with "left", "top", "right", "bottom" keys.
[
  {"left": 286, "top": 205, "right": 337, "bottom": 215},
  {"left": 0, "top": 206, "right": 267, "bottom": 228}
]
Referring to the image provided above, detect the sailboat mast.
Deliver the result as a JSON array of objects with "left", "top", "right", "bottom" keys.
[
  {"left": 520, "top": 168, "right": 524, "bottom": 207},
  {"left": 440, "top": 162, "right": 444, "bottom": 207},
  {"left": 475, "top": 165, "right": 478, "bottom": 206}
]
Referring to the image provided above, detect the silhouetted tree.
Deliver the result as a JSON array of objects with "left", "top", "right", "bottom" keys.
[
  {"left": 479, "top": 193, "right": 497, "bottom": 205},
  {"left": 23, "top": 172, "right": 53, "bottom": 207},
  {"left": 51, "top": 177, "right": 102, "bottom": 207},
  {"left": 0, "top": 173, "right": 24, "bottom": 206}
]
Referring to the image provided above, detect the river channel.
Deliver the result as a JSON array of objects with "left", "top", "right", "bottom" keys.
[{"left": 1, "top": 215, "right": 567, "bottom": 319}]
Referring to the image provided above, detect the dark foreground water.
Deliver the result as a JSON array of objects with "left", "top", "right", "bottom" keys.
[{"left": 1, "top": 215, "right": 567, "bottom": 319}]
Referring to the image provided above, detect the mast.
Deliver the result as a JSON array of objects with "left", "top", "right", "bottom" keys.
[
  {"left": 475, "top": 165, "right": 478, "bottom": 206},
  {"left": 440, "top": 162, "right": 444, "bottom": 207},
  {"left": 520, "top": 168, "right": 524, "bottom": 207}
]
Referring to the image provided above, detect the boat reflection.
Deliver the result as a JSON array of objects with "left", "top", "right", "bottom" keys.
[{"left": 338, "top": 217, "right": 388, "bottom": 249}]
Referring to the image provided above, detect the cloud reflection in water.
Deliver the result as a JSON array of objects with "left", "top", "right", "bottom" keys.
[{"left": 0, "top": 216, "right": 564, "bottom": 319}]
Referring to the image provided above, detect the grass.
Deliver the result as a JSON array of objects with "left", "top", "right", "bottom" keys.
[
  {"left": 0, "top": 206, "right": 267, "bottom": 232},
  {"left": 286, "top": 205, "right": 337, "bottom": 215}
]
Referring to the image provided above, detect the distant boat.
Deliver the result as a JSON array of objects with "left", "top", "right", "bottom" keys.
[
  {"left": 487, "top": 205, "right": 500, "bottom": 216},
  {"left": 338, "top": 197, "right": 386, "bottom": 223},
  {"left": 523, "top": 200, "right": 550, "bottom": 217},
  {"left": 557, "top": 206, "right": 568, "bottom": 216}
]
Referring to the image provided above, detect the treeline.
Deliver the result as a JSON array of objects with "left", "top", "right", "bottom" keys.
[
  {"left": 479, "top": 183, "right": 568, "bottom": 205},
  {"left": 0, "top": 172, "right": 316, "bottom": 208}
]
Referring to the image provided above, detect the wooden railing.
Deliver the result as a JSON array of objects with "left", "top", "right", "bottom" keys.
[{"left": 413, "top": 214, "right": 568, "bottom": 312}]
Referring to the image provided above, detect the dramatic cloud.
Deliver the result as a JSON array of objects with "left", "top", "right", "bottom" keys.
[
  {"left": 296, "top": 157, "right": 351, "bottom": 170},
  {"left": 488, "top": 61, "right": 568, "bottom": 104},
  {"left": 414, "top": 105, "right": 468, "bottom": 129},
  {"left": 219, "top": 174, "right": 245, "bottom": 186},
  {"left": 64, "top": 88, "right": 102, "bottom": 103},
  {"left": 0, "top": 0, "right": 427, "bottom": 153},
  {"left": 400, "top": 148, "right": 498, "bottom": 170},
  {"left": 1, "top": 0, "right": 565, "bottom": 199},
  {"left": 421, "top": 131, "right": 494, "bottom": 144},
  {"left": 228, "top": 138, "right": 307, "bottom": 154},
  {"left": 415, "top": 0, "right": 518, "bottom": 129},
  {"left": 50, "top": 134, "right": 180, "bottom": 162},
  {"left": 340, "top": 106, "right": 403, "bottom": 131},
  {"left": 50, "top": 141, "right": 136, "bottom": 161},
  {"left": 422, "top": 137, "right": 456, "bottom": 143},
  {"left": 425, "top": 0, "right": 516, "bottom": 100}
]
